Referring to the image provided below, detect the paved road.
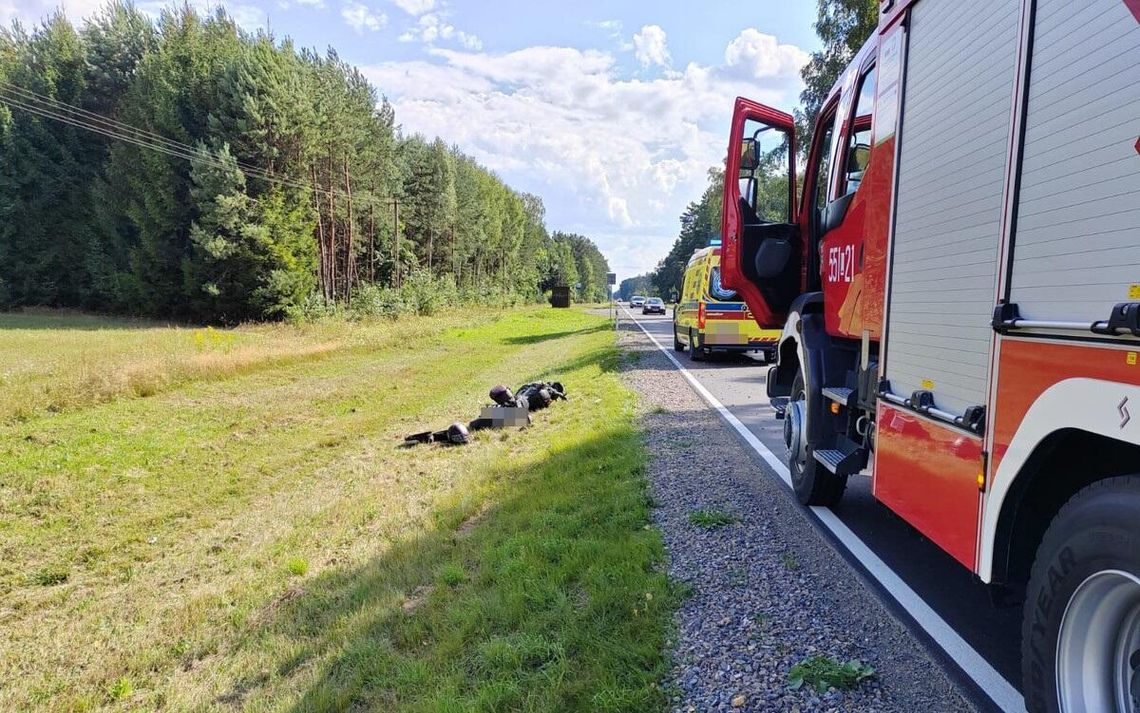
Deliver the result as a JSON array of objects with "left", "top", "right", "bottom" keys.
[{"left": 624, "top": 308, "right": 1024, "bottom": 713}]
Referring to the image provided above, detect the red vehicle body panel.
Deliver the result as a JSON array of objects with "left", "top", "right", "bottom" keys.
[
  {"left": 990, "top": 340, "right": 1140, "bottom": 476},
  {"left": 820, "top": 122, "right": 891, "bottom": 339},
  {"left": 819, "top": 31, "right": 895, "bottom": 341},
  {"left": 856, "top": 132, "right": 893, "bottom": 340},
  {"left": 873, "top": 404, "right": 983, "bottom": 569},
  {"left": 1124, "top": 0, "right": 1140, "bottom": 23}
]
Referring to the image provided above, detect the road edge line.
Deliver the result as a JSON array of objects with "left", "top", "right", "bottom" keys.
[{"left": 622, "top": 308, "right": 1025, "bottom": 713}]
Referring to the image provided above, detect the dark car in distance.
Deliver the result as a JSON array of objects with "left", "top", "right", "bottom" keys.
[{"left": 642, "top": 297, "right": 666, "bottom": 315}]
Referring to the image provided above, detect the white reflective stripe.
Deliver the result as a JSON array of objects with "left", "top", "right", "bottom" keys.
[
  {"left": 979, "top": 377, "right": 1140, "bottom": 581},
  {"left": 624, "top": 308, "right": 1026, "bottom": 713}
]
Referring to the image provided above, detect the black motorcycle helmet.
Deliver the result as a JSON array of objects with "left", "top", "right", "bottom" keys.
[
  {"left": 446, "top": 422, "right": 470, "bottom": 445},
  {"left": 489, "top": 385, "right": 515, "bottom": 406}
]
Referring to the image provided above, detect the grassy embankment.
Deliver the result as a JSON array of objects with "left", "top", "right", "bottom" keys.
[{"left": 0, "top": 307, "right": 675, "bottom": 711}]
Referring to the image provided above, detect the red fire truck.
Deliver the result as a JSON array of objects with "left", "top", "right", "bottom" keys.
[{"left": 719, "top": 0, "right": 1140, "bottom": 710}]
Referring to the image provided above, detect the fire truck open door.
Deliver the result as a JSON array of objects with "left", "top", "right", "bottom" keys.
[{"left": 721, "top": 98, "right": 800, "bottom": 329}]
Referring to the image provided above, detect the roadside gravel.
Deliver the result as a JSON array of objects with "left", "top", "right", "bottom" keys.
[{"left": 616, "top": 322, "right": 975, "bottom": 713}]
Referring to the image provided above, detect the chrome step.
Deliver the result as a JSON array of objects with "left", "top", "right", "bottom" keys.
[
  {"left": 822, "top": 386, "right": 855, "bottom": 406},
  {"left": 771, "top": 396, "right": 789, "bottom": 419},
  {"left": 813, "top": 448, "right": 846, "bottom": 472}
]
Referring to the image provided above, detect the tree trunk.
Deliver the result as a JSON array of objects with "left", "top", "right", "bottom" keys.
[
  {"left": 392, "top": 199, "right": 401, "bottom": 289},
  {"left": 327, "top": 152, "right": 337, "bottom": 300},
  {"left": 343, "top": 155, "right": 355, "bottom": 301},
  {"left": 312, "top": 164, "right": 329, "bottom": 302},
  {"left": 368, "top": 182, "right": 376, "bottom": 283}
]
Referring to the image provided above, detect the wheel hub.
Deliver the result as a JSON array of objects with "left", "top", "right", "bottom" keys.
[
  {"left": 783, "top": 398, "right": 807, "bottom": 470},
  {"left": 1057, "top": 569, "right": 1140, "bottom": 712}
]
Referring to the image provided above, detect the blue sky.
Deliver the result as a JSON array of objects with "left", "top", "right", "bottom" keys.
[{"left": 4, "top": 0, "right": 821, "bottom": 279}]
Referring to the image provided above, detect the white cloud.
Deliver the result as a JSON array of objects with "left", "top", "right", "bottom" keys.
[
  {"left": 3, "top": 1, "right": 285, "bottom": 43},
  {"left": 633, "top": 24, "right": 670, "bottom": 68},
  {"left": 391, "top": 0, "right": 434, "bottom": 15},
  {"left": 724, "top": 28, "right": 810, "bottom": 80},
  {"left": 2, "top": 0, "right": 112, "bottom": 25},
  {"left": 128, "top": 0, "right": 266, "bottom": 31},
  {"left": 587, "top": 18, "right": 633, "bottom": 51},
  {"left": 341, "top": 0, "right": 386, "bottom": 32},
  {"left": 456, "top": 30, "right": 481, "bottom": 50},
  {"left": 607, "top": 197, "right": 633, "bottom": 228},
  {"left": 227, "top": 3, "right": 267, "bottom": 30},
  {"left": 398, "top": 11, "right": 480, "bottom": 49},
  {"left": 362, "top": 28, "right": 809, "bottom": 276},
  {"left": 279, "top": 0, "right": 325, "bottom": 9}
]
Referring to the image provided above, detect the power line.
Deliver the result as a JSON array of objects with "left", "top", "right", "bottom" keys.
[
  {"left": 0, "top": 81, "right": 267, "bottom": 176},
  {"left": 0, "top": 82, "right": 366, "bottom": 202},
  {"left": 0, "top": 81, "right": 314, "bottom": 192}
]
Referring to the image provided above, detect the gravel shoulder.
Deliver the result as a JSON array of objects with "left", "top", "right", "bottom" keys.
[{"left": 617, "top": 322, "right": 975, "bottom": 713}]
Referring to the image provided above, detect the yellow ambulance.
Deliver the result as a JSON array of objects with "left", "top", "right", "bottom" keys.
[{"left": 672, "top": 246, "right": 779, "bottom": 361}]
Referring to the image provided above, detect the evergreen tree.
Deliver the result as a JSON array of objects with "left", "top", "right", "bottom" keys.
[{"left": 0, "top": 5, "right": 614, "bottom": 321}]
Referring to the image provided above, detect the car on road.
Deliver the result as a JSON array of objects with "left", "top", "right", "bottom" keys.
[
  {"left": 630, "top": 295, "right": 646, "bottom": 308},
  {"left": 642, "top": 297, "right": 666, "bottom": 315},
  {"left": 674, "top": 246, "right": 779, "bottom": 362}
]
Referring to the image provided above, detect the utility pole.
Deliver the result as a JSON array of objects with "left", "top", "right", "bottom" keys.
[
  {"left": 368, "top": 182, "right": 376, "bottom": 283},
  {"left": 388, "top": 198, "right": 401, "bottom": 289}
]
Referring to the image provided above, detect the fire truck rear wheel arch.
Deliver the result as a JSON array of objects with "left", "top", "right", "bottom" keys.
[
  {"left": 1021, "top": 475, "right": 1140, "bottom": 713},
  {"left": 980, "top": 379, "right": 1140, "bottom": 584},
  {"left": 989, "top": 430, "right": 1140, "bottom": 590}
]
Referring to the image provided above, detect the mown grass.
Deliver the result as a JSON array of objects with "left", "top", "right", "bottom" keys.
[
  {"left": 0, "top": 306, "right": 673, "bottom": 711},
  {"left": 0, "top": 307, "right": 511, "bottom": 424}
]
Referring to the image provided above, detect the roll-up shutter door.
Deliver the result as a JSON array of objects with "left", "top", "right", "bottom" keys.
[
  {"left": 1008, "top": 0, "right": 1140, "bottom": 322},
  {"left": 884, "top": 0, "right": 1020, "bottom": 416}
]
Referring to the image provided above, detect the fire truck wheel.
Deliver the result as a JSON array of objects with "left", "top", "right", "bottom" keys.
[
  {"left": 673, "top": 325, "right": 684, "bottom": 352},
  {"left": 1022, "top": 475, "right": 1140, "bottom": 713},
  {"left": 688, "top": 329, "right": 703, "bottom": 362},
  {"left": 787, "top": 373, "right": 846, "bottom": 507}
]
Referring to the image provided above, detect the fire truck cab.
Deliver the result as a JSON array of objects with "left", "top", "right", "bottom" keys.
[{"left": 720, "top": 0, "right": 1140, "bottom": 710}]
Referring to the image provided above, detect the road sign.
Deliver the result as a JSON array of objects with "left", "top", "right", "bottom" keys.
[{"left": 606, "top": 272, "right": 616, "bottom": 285}]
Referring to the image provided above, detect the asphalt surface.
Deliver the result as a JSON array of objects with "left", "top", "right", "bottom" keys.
[{"left": 624, "top": 308, "right": 1024, "bottom": 713}]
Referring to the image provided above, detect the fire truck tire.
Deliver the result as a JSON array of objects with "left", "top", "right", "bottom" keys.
[
  {"left": 688, "top": 329, "right": 703, "bottom": 362},
  {"left": 673, "top": 325, "right": 684, "bottom": 352},
  {"left": 1022, "top": 475, "right": 1140, "bottom": 713},
  {"left": 788, "top": 373, "right": 846, "bottom": 507}
]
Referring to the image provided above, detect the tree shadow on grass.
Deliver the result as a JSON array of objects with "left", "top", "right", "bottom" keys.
[
  {"left": 532, "top": 342, "right": 627, "bottom": 382},
  {"left": 0, "top": 310, "right": 188, "bottom": 331},
  {"left": 226, "top": 427, "right": 675, "bottom": 713}
]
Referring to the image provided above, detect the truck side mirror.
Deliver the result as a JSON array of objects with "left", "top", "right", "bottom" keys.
[{"left": 740, "top": 137, "right": 759, "bottom": 172}]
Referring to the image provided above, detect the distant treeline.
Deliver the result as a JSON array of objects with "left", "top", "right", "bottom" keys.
[
  {"left": 0, "top": 3, "right": 610, "bottom": 323},
  {"left": 616, "top": 275, "right": 654, "bottom": 302}
]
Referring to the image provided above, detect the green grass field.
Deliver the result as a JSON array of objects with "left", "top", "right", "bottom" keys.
[{"left": 0, "top": 307, "right": 675, "bottom": 711}]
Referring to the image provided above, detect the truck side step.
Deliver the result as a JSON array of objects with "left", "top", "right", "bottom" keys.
[
  {"left": 771, "top": 396, "right": 788, "bottom": 419},
  {"left": 821, "top": 386, "right": 855, "bottom": 407},
  {"left": 813, "top": 448, "right": 846, "bottom": 472},
  {"left": 812, "top": 445, "right": 867, "bottom": 476}
]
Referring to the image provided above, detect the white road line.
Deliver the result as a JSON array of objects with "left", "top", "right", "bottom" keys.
[{"left": 622, "top": 308, "right": 1026, "bottom": 713}]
